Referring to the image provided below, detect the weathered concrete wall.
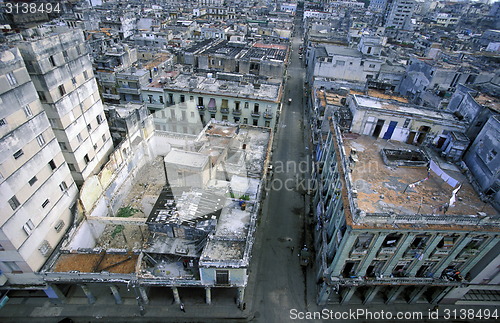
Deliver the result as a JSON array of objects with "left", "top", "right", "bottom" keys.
[{"left": 199, "top": 267, "right": 247, "bottom": 286}]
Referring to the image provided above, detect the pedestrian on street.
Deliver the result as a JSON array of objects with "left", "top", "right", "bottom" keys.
[
  {"left": 291, "top": 247, "right": 294, "bottom": 254},
  {"left": 180, "top": 302, "right": 185, "bottom": 312}
]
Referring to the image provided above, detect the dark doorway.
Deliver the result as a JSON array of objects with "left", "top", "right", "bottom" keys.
[
  {"left": 215, "top": 270, "right": 229, "bottom": 285},
  {"left": 342, "top": 261, "right": 359, "bottom": 278},
  {"left": 436, "top": 136, "right": 446, "bottom": 149},
  {"left": 407, "top": 131, "right": 416, "bottom": 144},
  {"left": 417, "top": 126, "right": 431, "bottom": 145},
  {"left": 372, "top": 119, "right": 385, "bottom": 138}
]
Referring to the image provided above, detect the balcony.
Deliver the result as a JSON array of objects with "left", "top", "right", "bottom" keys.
[
  {"left": 232, "top": 109, "right": 242, "bottom": 115},
  {"left": 117, "top": 87, "right": 140, "bottom": 95},
  {"left": 251, "top": 111, "right": 260, "bottom": 117},
  {"left": 220, "top": 108, "right": 229, "bottom": 114},
  {"left": 208, "top": 106, "right": 217, "bottom": 113},
  {"left": 378, "top": 247, "right": 396, "bottom": 255},
  {"left": 197, "top": 105, "right": 205, "bottom": 111},
  {"left": 263, "top": 111, "right": 273, "bottom": 119},
  {"left": 350, "top": 248, "right": 368, "bottom": 258},
  {"left": 146, "top": 102, "right": 164, "bottom": 110},
  {"left": 102, "top": 93, "right": 120, "bottom": 100},
  {"left": 432, "top": 248, "right": 450, "bottom": 256}
]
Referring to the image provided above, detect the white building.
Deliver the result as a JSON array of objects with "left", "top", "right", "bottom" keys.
[
  {"left": 16, "top": 27, "right": 113, "bottom": 186},
  {"left": 0, "top": 47, "right": 78, "bottom": 286}
]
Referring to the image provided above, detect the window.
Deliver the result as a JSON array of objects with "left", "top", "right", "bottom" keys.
[
  {"left": 4, "top": 261, "right": 22, "bottom": 273},
  {"left": 48, "top": 159, "right": 56, "bottom": 170},
  {"left": 13, "top": 149, "right": 24, "bottom": 159},
  {"left": 487, "top": 149, "right": 497, "bottom": 162},
  {"left": 68, "top": 163, "right": 76, "bottom": 171},
  {"left": 84, "top": 154, "right": 90, "bottom": 164},
  {"left": 210, "top": 114, "right": 215, "bottom": 119},
  {"left": 63, "top": 50, "right": 69, "bottom": 60},
  {"left": 243, "top": 118, "right": 248, "bottom": 124},
  {"left": 54, "top": 220, "right": 65, "bottom": 232},
  {"left": 96, "top": 114, "right": 104, "bottom": 124},
  {"left": 190, "top": 111, "right": 195, "bottom": 118},
  {"left": 36, "top": 134, "right": 45, "bottom": 146},
  {"left": 253, "top": 119, "right": 258, "bottom": 126},
  {"left": 366, "top": 75, "right": 374, "bottom": 79},
  {"left": 8, "top": 196, "right": 21, "bottom": 210},
  {"left": 190, "top": 96, "right": 194, "bottom": 101},
  {"left": 76, "top": 45, "right": 81, "bottom": 55},
  {"left": 58, "top": 85, "right": 66, "bottom": 96},
  {"left": 29, "top": 176, "right": 38, "bottom": 186},
  {"left": 360, "top": 61, "right": 364, "bottom": 66},
  {"left": 41, "top": 199, "right": 50, "bottom": 208},
  {"left": 159, "top": 96, "right": 164, "bottom": 104},
  {"left": 102, "top": 134, "right": 106, "bottom": 142},
  {"left": 71, "top": 77, "right": 77, "bottom": 85},
  {"left": 369, "top": 64, "right": 376, "bottom": 68},
  {"left": 38, "top": 91, "right": 47, "bottom": 102},
  {"left": 87, "top": 123, "right": 92, "bottom": 131},
  {"left": 23, "top": 105, "right": 32, "bottom": 117},
  {"left": 59, "top": 181, "right": 68, "bottom": 191},
  {"left": 6, "top": 72, "right": 17, "bottom": 86},
  {"left": 403, "top": 118, "right": 410, "bottom": 128},
  {"left": 76, "top": 133, "right": 83, "bottom": 143},
  {"left": 180, "top": 95, "right": 185, "bottom": 103},
  {"left": 23, "top": 219, "right": 34, "bottom": 235},
  {"left": 336, "top": 60, "right": 345, "bottom": 66},
  {"left": 59, "top": 142, "right": 68, "bottom": 150},
  {"left": 0, "top": 118, "right": 6, "bottom": 126},
  {"left": 49, "top": 55, "right": 56, "bottom": 67},
  {"left": 39, "top": 240, "right": 52, "bottom": 257},
  {"left": 83, "top": 70, "right": 89, "bottom": 80},
  {"left": 148, "top": 95, "right": 153, "bottom": 103},
  {"left": 0, "top": 243, "right": 4, "bottom": 251}
]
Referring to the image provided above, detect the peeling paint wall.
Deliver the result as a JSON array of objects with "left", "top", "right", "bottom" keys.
[{"left": 200, "top": 267, "right": 247, "bottom": 286}]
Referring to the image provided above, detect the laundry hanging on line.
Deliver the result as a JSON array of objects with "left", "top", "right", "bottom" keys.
[{"left": 429, "top": 160, "right": 459, "bottom": 188}]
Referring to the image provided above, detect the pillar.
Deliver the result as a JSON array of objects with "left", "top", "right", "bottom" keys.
[
  {"left": 340, "top": 286, "right": 356, "bottom": 305},
  {"left": 109, "top": 285, "right": 122, "bottom": 305},
  {"left": 460, "top": 236, "right": 500, "bottom": 276},
  {"left": 317, "top": 282, "right": 332, "bottom": 306},
  {"left": 408, "top": 286, "right": 427, "bottom": 304},
  {"left": 44, "top": 284, "right": 66, "bottom": 303},
  {"left": 356, "top": 233, "right": 388, "bottom": 276},
  {"left": 363, "top": 286, "right": 381, "bottom": 305},
  {"left": 407, "top": 234, "right": 443, "bottom": 276},
  {"left": 205, "top": 287, "right": 212, "bottom": 305},
  {"left": 172, "top": 286, "right": 181, "bottom": 304},
  {"left": 79, "top": 284, "right": 96, "bottom": 304},
  {"left": 382, "top": 233, "right": 416, "bottom": 276},
  {"left": 329, "top": 231, "right": 358, "bottom": 276},
  {"left": 237, "top": 287, "right": 245, "bottom": 307},
  {"left": 138, "top": 286, "right": 149, "bottom": 305},
  {"left": 385, "top": 286, "right": 405, "bottom": 304}
]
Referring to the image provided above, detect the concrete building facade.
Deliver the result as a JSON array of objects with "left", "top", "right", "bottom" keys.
[
  {"left": 16, "top": 27, "right": 113, "bottom": 186},
  {"left": 0, "top": 47, "right": 78, "bottom": 286}
]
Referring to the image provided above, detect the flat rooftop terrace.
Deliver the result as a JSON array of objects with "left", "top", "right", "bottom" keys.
[{"left": 344, "top": 134, "right": 499, "bottom": 217}]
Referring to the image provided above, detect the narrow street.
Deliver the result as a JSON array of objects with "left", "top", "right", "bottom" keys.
[{"left": 250, "top": 7, "right": 313, "bottom": 322}]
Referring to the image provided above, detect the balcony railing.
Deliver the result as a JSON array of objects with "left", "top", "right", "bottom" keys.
[
  {"left": 232, "top": 109, "right": 242, "bottom": 115},
  {"left": 220, "top": 107, "right": 229, "bottom": 114},
  {"left": 197, "top": 105, "right": 205, "bottom": 111},
  {"left": 208, "top": 106, "right": 217, "bottom": 113},
  {"left": 263, "top": 111, "right": 273, "bottom": 119},
  {"left": 378, "top": 247, "right": 396, "bottom": 255},
  {"left": 251, "top": 111, "right": 260, "bottom": 117}
]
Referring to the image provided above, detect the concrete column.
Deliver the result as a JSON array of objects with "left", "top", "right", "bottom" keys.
[
  {"left": 407, "top": 234, "right": 443, "bottom": 276},
  {"left": 408, "top": 286, "right": 427, "bottom": 304},
  {"left": 138, "top": 286, "right": 149, "bottom": 305},
  {"left": 340, "top": 286, "right": 356, "bottom": 305},
  {"left": 385, "top": 286, "right": 405, "bottom": 304},
  {"left": 329, "top": 231, "right": 358, "bottom": 276},
  {"left": 382, "top": 233, "right": 416, "bottom": 276},
  {"left": 434, "top": 236, "right": 473, "bottom": 276},
  {"left": 44, "top": 284, "right": 66, "bottom": 303},
  {"left": 363, "top": 286, "right": 381, "bottom": 305},
  {"left": 237, "top": 287, "right": 245, "bottom": 307},
  {"left": 79, "top": 284, "right": 96, "bottom": 304},
  {"left": 205, "top": 287, "right": 212, "bottom": 305},
  {"left": 172, "top": 286, "right": 181, "bottom": 304},
  {"left": 356, "top": 233, "right": 388, "bottom": 276},
  {"left": 109, "top": 285, "right": 123, "bottom": 305},
  {"left": 317, "top": 282, "right": 332, "bottom": 305},
  {"left": 430, "top": 287, "right": 452, "bottom": 304}
]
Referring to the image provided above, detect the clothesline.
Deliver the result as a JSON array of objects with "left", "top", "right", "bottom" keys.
[{"left": 429, "top": 160, "right": 459, "bottom": 188}]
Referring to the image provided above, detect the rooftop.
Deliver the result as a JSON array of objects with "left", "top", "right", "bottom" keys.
[{"left": 344, "top": 134, "right": 499, "bottom": 217}]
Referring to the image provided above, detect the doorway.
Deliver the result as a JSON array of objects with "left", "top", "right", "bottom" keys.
[
  {"left": 372, "top": 119, "right": 385, "bottom": 138},
  {"left": 382, "top": 121, "right": 398, "bottom": 140}
]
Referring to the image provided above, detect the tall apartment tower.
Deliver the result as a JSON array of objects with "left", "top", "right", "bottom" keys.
[
  {"left": 16, "top": 27, "right": 113, "bottom": 186},
  {"left": 384, "top": 0, "right": 415, "bottom": 30},
  {"left": 0, "top": 47, "right": 78, "bottom": 285}
]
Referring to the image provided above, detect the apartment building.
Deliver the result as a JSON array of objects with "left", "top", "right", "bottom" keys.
[
  {"left": 312, "top": 117, "right": 499, "bottom": 305},
  {"left": 15, "top": 27, "right": 113, "bottom": 186},
  {"left": 142, "top": 73, "right": 282, "bottom": 129},
  {"left": 0, "top": 47, "right": 78, "bottom": 286}
]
